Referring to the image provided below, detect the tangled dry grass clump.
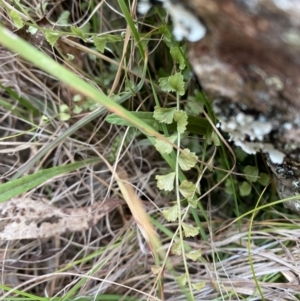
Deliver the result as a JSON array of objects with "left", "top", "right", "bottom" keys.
[{"left": 0, "top": 1, "right": 300, "bottom": 300}]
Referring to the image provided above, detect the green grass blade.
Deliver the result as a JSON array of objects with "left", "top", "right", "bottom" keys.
[
  {"left": 0, "top": 26, "right": 166, "bottom": 140},
  {"left": 117, "top": 0, "right": 144, "bottom": 58},
  {"left": 0, "top": 285, "right": 47, "bottom": 301},
  {"left": 0, "top": 82, "right": 38, "bottom": 113},
  {"left": 11, "top": 53, "right": 148, "bottom": 180},
  {"left": 0, "top": 26, "right": 172, "bottom": 179},
  {"left": 0, "top": 158, "right": 100, "bottom": 203},
  {"left": 106, "top": 112, "right": 210, "bottom": 135}
]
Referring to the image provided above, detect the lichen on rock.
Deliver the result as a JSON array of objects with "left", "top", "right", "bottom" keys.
[
  {"left": 138, "top": 0, "right": 207, "bottom": 42},
  {"left": 185, "top": 0, "right": 300, "bottom": 213},
  {"left": 139, "top": 0, "right": 300, "bottom": 214}
]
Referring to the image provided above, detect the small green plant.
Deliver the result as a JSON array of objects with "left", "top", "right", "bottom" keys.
[
  {"left": 0, "top": 1, "right": 297, "bottom": 300},
  {"left": 106, "top": 40, "right": 213, "bottom": 296},
  {"left": 239, "top": 165, "right": 270, "bottom": 197}
]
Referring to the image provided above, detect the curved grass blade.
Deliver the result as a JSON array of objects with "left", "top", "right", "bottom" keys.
[
  {"left": 0, "top": 26, "right": 171, "bottom": 179},
  {"left": 106, "top": 112, "right": 210, "bottom": 135},
  {"left": 0, "top": 158, "right": 100, "bottom": 203}
]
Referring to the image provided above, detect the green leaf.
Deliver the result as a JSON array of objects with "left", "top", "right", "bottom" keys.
[
  {"left": 125, "top": 79, "right": 136, "bottom": 92},
  {"left": 59, "top": 112, "right": 71, "bottom": 121},
  {"left": 178, "top": 149, "right": 197, "bottom": 171},
  {"left": 187, "top": 197, "right": 198, "bottom": 208},
  {"left": 182, "top": 223, "right": 199, "bottom": 237},
  {"left": 45, "top": 31, "right": 61, "bottom": 46},
  {"left": 192, "top": 281, "right": 206, "bottom": 291},
  {"left": 206, "top": 155, "right": 214, "bottom": 172},
  {"left": 0, "top": 158, "right": 100, "bottom": 203},
  {"left": 168, "top": 72, "right": 185, "bottom": 96},
  {"left": 57, "top": 11, "right": 70, "bottom": 25},
  {"left": 239, "top": 181, "right": 252, "bottom": 196},
  {"left": 186, "top": 249, "right": 202, "bottom": 261},
  {"left": 171, "top": 240, "right": 182, "bottom": 255},
  {"left": 41, "top": 115, "right": 49, "bottom": 122},
  {"left": 185, "top": 115, "right": 210, "bottom": 135},
  {"left": 67, "top": 53, "right": 74, "bottom": 61},
  {"left": 106, "top": 35, "right": 122, "bottom": 42},
  {"left": 156, "top": 172, "right": 176, "bottom": 191},
  {"left": 155, "top": 134, "right": 177, "bottom": 154},
  {"left": 257, "top": 172, "right": 270, "bottom": 186},
  {"left": 177, "top": 274, "right": 187, "bottom": 286},
  {"left": 10, "top": 11, "right": 24, "bottom": 29},
  {"left": 73, "top": 94, "right": 82, "bottom": 102},
  {"left": 225, "top": 178, "right": 237, "bottom": 195},
  {"left": 185, "top": 100, "right": 203, "bottom": 115},
  {"left": 158, "top": 26, "right": 173, "bottom": 44},
  {"left": 179, "top": 180, "right": 197, "bottom": 198},
  {"left": 81, "top": 23, "right": 91, "bottom": 34},
  {"left": 174, "top": 110, "right": 187, "bottom": 134},
  {"left": 170, "top": 46, "right": 186, "bottom": 70},
  {"left": 162, "top": 204, "right": 179, "bottom": 222},
  {"left": 59, "top": 104, "right": 70, "bottom": 120},
  {"left": 42, "top": 2, "right": 48, "bottom": 12},
  {"left": 207, "top": 131, "right": 220, "bottom": 146},
  {"left": 159, "top": 73, "right": 185, "bottom": 95},
  {"left": 71, "top": 26, "right": 85, "bottom": 40},
  {"left": 211, "top": 131, "right": 221, "bottom": 146},
  {"left": 27, "top": 26, "right": 38, "bottom": 35},
  {"left": 73, "top": 105, "right": 83, "bottom": 114},
  {"left": 244, "top": 165, "right": 259, "bottom": 182},
  {"left": 94, "top": 37, "right": 107, "bottom": 53},
  {"left": 59, "top": 104, "right": 69, "bottom": 113},
  {"left": 235, "top": 147, "right": 248, "bottom": 162},
  {"left": 153, "top": 106, "right": 176, "bottom": 124},
  {"left": 158, "top": 77, "right": 172, "bottom": 92}
]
